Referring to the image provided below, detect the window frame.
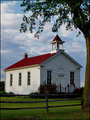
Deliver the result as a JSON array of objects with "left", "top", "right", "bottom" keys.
[
  {"left": 10, "top": 74, "right": 13, "bottom": 86},
  {"left": 47, "top": 70, "right": 52, "bottom": 84},
  {"left": 70, "top": 72, "right": 74, "bottom": 85},
  {"left": 27, "top": 71, "right": 30, "bottom": 85},
  {"left": 19, "top": 73, "right": 22, "bottom": 86}
]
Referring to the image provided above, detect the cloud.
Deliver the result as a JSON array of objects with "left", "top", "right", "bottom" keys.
[
  {"left": 60, "top": 24, "right": 80, "bottom": 38},
  {"left": 1, "top": 1, "right": 85, "bottom": 56},
  {"left": 65, "top": 41, "right": 85, "bottom": 53},
  {"left": 0, "top": 69, "right": 5, "bottom": 81},
  {"left": 1, "top": 13, "right": 23, "bottom": 29},
  {"left": 1, "top": 49, "right": 11, "bottom": 54},
  {"left": 1, "top": 1, "right": 17, "bottom": 13},
  {"left": 1, "top": 69, "right": 4, "bottom": 76}
]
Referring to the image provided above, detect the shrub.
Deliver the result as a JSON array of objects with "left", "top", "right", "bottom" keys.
[
  {"left": 0, "top": 81, "right": 5, "bottom": 91},
  {"left": 0, "top": 91, "right": 7, "bottom": 94},
  {"left": 0, "top": 91, "right": 14, "bottom": 95},
  {"left": 28, "top": 91, "right": 39, "bottom": 98},
  {"left": 8, "top": 92, "right": 14, "bottom": 94},
  {"left": 74, "top": 88, "right": 80, "bottom": 93},
  {"left": 38, "top": 82, "right": 57, "bottom": 94},
  {"left": 79, "top": 87, "right": 84, "bottom": 95},
  {"left": 73, "top": 87, "right": 84, "bottom": 96},
  {"left": 81, "top": 97, "right": 84, "bottom": 106},
  {"left": 29, "top": 91, "right": 39, "bottom": 95}
]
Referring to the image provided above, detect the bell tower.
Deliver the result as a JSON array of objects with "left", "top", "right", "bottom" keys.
[{"left": 50, "top": 35, "right": 65, "bottom": 54}]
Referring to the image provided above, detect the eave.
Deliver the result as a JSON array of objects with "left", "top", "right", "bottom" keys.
[{"left": 4, "top": 64, "right": 40, "bottom": 72}]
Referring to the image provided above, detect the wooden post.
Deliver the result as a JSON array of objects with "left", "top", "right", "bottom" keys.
[
  {"left": 73, "top": 84, "right": 75, "bottom": 92},
  {"left": 65, "top": 87, "right": 66, "bottom": 98},
  {"left": 60, "top": 83, "right": 61, "bottom": 93},
  {"left": 65, "top": 87, "right": 66, "bottom": 93},
  {"left": 46, "top": 90, "right": 49, "bottom": 114},
  {"left": 67, "top": 84, "right": 69, "bottom": 93}
]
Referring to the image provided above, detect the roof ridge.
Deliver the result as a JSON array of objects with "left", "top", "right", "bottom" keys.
[{"left": 27, "top": 53, "right": 51, "bottom": 59}]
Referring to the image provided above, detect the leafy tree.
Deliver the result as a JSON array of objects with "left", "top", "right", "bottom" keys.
[
  {"left": 20, "top": 0, "right": 90, "bottom": 108},
  {"left": 0, "top": 81, "right": 5, "bottom": 91}
]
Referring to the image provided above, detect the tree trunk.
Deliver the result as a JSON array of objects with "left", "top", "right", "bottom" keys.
[{"left": 83, "top": 32, "right": 90, "bottom": 108}]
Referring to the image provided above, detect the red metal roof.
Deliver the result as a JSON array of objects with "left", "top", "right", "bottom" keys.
[
  {"left": 5, "top": 53, "right": 56, "bottom": 70},
  {"left": 53, "top": 35, "right": 62, "bottom": 42}
]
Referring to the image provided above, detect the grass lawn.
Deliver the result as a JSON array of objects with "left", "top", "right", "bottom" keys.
[{"left": 0, "top": 97, "right": 90, "bottom": 120}]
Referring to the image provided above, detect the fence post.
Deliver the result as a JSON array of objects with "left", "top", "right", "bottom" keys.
[
  {"left": 60, "top": 83, "right": 61, "bottom": 93},
  {"left": 73, "top": 84, "right": 75, "bottom": 91},
  {"left": 65, "top": 87, "right": 66, "bottom": 93},
  {"left": 67, "top": 84, "right": 69, "bottom": 93},
  {"left": 46, "top": 90, "right": 49, "bottom": 114},
  {"left": 65, "top": 87, "right": 66, "bottom": 98}
]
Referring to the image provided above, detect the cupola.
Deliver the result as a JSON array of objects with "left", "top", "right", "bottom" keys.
[{"left": 50, "top": 35, "right": 65, "bottom": 54}]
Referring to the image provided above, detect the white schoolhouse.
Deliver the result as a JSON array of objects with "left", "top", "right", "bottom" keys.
[{"left": 4, "top": 35, "right": 82, "bottom": 94}]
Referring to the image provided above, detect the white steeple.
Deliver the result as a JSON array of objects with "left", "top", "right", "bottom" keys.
[{"left": 50, "top": 35, "right": 65, "bottom": 54}]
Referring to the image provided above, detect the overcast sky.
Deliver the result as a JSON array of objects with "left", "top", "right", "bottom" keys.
[{"left": 1, "top": 1, "right": 86, "bottom": 87}]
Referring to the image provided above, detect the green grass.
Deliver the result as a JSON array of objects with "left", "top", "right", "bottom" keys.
[{"left": 0, "top": 97, "right": 90, "bottom": 120}]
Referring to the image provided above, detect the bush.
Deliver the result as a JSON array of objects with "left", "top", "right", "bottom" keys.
[
  {"left": 73, "top": 87, "right": 84, "bottom": 96},
  {"left": 74, "top": 88, "right": 80, "bottom": 93},
  {"left": 81, "top": 97, "right": 84, "bottom": 106},
  {"left": 29, "top": 91, "right": 39, "bottom": 95},
  {"left": 38, "top": 82, "right": 57, "bottom": 94},
  {"left": 8, "top": 92, "right": 14, "bottom": 94},
  {"left": 79, "top": 87, "right": 84, "bottom": 95},
  {"left": 0, "top": 91, "right": 14, "bottom": 95},
  {"left": 28, "top": 91, "right": 39, "bottom": 98},
  {"left": 0, "top": 91, "right": 7, "bottom": 94},
  {"left": 0, "top": 81, "right": 5, "bottom": 91}
]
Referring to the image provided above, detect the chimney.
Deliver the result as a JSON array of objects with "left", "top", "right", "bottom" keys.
[{"left": 24, "top": 53, "right": 28, "bottom": 59}]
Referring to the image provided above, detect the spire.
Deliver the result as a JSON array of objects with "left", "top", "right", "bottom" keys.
[
  {"left": 50, "top": 35, "right": 65, "bottom": 54},
  {"left": 52, "top": 35, "right": 62, "bottom": 42}
]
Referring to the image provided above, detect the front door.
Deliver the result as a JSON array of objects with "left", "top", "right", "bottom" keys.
[{"left": 59, "top": 75, "right": 65, "bottom": 92}]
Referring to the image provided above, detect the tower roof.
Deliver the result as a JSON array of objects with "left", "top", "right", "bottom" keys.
[
  {"left": 51, "top": 35, "right": 65, "bottom": 44},
  {"left": 53, "top": 35, "right": 62, "bottom": 42}
]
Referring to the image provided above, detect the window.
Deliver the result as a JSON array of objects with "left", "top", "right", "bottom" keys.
[
  {"left": 47, "top": 70, "right": 52, "bottom": 84},
  {"left": 19, "top": 73, "right": 22, "bottom": 86},
  {"left": 27, "top": 72, "right": 30, "bottom": 85},
  {"left": 70, "top": 72, "right": 74, "bottom": 85},
  {"left": 10, "top": 74, "right": 13, "bottom": 86}
]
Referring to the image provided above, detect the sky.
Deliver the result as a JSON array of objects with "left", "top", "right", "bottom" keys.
[{"left": 1, "top": 1, "right": 86, "bottom": 87}]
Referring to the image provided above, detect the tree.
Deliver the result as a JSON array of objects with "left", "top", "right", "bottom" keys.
[
  {"left": 20, "top": 0, "right": 90, "bottom": 108},
  {"left": 0, "top": 81, "right": 5, "bottom": 91}
]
